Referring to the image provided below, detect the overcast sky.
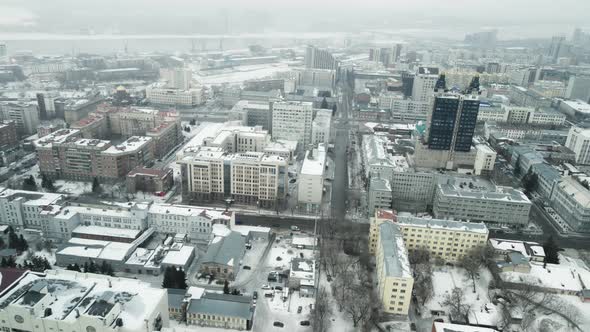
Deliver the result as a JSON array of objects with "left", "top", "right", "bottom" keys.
[{"left": 1, "top": 0, "right": 589, "bottom": 39}]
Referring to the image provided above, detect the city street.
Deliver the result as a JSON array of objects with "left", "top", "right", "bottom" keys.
[{"left": 330, "top": 78, "right": 353, "bottom": 220}]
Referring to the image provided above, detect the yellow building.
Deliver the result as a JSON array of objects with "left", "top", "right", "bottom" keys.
[
  {"left": 369, "top": 210, "right": 396, "bottom": 254},
  {"left": 397, "top": 215, "right": 489, "bottom": 263},
  {"left": 375, "top": 222, "right": 414, "bottom": 315}
]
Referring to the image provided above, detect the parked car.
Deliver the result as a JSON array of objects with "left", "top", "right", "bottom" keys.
[
  {"left": 253, "top": 291, "right": 258, "bottom": 299},
  {"left": 274, "top": 286, "right": 283, "bottom": 291},
  {"left": 273, "top": 321, "right": 284, "bottom": 327},
  {"left": 290, "top": 225, "right": 300, "bottom": 231},
  {"left": 243, "top": 266, "right": 251, "bottom": 270},
  {"left": 265, "top": 292, "right": 274, "bottom": 298},
  {"left": 261, "top": 284, "right": 271, "bottom": 290},
  {"left": 297, "top": 306, "right": 302, "bottom": 314},
  {"left": 300, "top": 320, "right": 310, "bottom": 326}
]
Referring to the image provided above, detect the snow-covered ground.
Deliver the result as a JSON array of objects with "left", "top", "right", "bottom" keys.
[
  {"left": 194, "top": 63, "right": 292, "bottom": 86},
  {"left": 54, "top": 180, "right": 91, "bottom": 195}
]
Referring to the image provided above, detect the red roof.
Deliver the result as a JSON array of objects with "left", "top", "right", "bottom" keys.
[
  {"left": 376, "top": 209, "right": 397, "bottom": 222},
  {"left": 0, "top": 268, "right": 28, "bottom": 294}
]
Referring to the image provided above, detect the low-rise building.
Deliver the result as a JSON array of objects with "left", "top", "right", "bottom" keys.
[
  {"left": 288, "top": 258, "right": 316, "bottom": 297},
  {"left": 488, "top": 238, "right": 545, "bottom": 262},
  {"left": 126, "top": 167, "right": 174, "bottom": 194},
  {"left": 550, "top": 176, "right": 590, "bottom": 233},
  {"left": 187, "top": 292, "right": 253, "bottom": 330},
  {"left": 0, "top": 269, "right": 169, "bottom": 332},
  {"left": 199, "top": 230, "right": 245, "bottom": 280},
  {"left": 433, "top": 183, "right": 531, "bottom": 226}
]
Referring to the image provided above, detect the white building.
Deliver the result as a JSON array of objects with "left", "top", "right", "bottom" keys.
[
  {"left": 148, "top": 204, "right": 232, "bottom": 242},
  {"left": 304, "top": 45, "right": 337, "bottom": 70},
  {"left": 477, "top": 105, "right": 509, "bottom": 123},
  {"left": 550, "top": 176, "right": 590, "bottom": 233},
  {"left": 412, "top": 67, "right": 439, "bottom": 102},
  {"left": 298, "top": 144, "right": 327, "bottom": 212},
  {"left": 311, "top": 109, "right": 332, "bottom": 146},
  {"left": 0, "top": 269, "right": 169, "bottom": 332},
  {"left": 293, "top": 68, "right": 336, "bottom": 91},
  {"left": 503, "top": 105, "right": 566, "bottom": 126},
  {"left": 271, "top": 101, "right": 314, "bottom": 148},
  {"left": 146, "top": 87, "right": 204, "bottom": 107},
  {"left": 160, "top": 67, "right": 192, "bottom": 90},
  {"left": 474, "top": 141, "right": 497, "bottom": 175},
  {"left": 0, "top": 188, "right": 64, "bottom": 229},
  {"left": 565, "top": 126, "right": 590, "bottom": 165},
  {"left": 433, "top": 183, "right": 531, "bottom": 226},
  {"left": 202, "top": 125, "right": 270, "bottom": 153},
  {"left": 368, "top": 178, "right": 392, "bottom": 215},
  {"left": 558, "top": 99, "right": 590, "bottom": 119}
]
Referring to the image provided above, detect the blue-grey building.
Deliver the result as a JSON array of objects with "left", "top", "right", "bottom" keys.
[{"left": 428, "top": 94, "right": 480, "bottom": 153}]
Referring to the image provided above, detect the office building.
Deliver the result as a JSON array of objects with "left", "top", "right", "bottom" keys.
[
  {"left": 427, "top": 93, "right": 480, "bottom": 153},
  {"left": 294, "top": 68, "right": 336, "bottom": 91},
  {"left": 433, "top": 183, "right": 531, "bottom": 226},
  {"left": 374, "top": 222, "right": 413, "bottom": 315},
  {"left": 146, "top": 87, "right": 204, "bottom": 107},
  {"left": 550, "top": 176, "right": 590, "bottom": 233},
  {"left": 565, "top": 126, "right": 590, "bottom": 164},
  {"left": 0, "top": 120, "right": 18, "bottom": 150},
  {"left": 160, "top": 67, "right": 191, "bottom": 90},
  {"left": 233, "top": 100, "right": 272, "bottom": 130},
  {"left": 298, "top": 144, "right": 327, "bottom": 212},
  {"left": 0, "top": 102, "right": 39, "bottom": 137},
  {"left": 502, "top": 105, "right": 566, "bottom": 126},
  {"left": 566, "top": 75, "right": 590, "bottom": 102},
  {"left": 148, "top": 204, "right": 232, "bottom": 242},
  {"left": 126, "top": 167, "right": 173, "bottom": 194},
  {"left": 202, "top": 125, "right": 270, "bottom": 153},
  {"left": 311, "top": 109, "right": 332, "bottom": 146},
  {"left": 178, "top": 147, "right": 288, "bottom": 208},
  {"left": 0, "top": 187, "right": 64, "bottom": 229},
  {"left": 271, "top": 101, "right": 314, "bottom": 147},
  {"left": 0, "top": 269, "right": 168, "bottom": 332},
  {"left": 305, "top": 45, "right": 337, "bottom": 70},
  {"left": 547, "top": 36, "right": 566, "bottom": 63},
  {"left": 412, "top": 67, "right": 439, "bottom": 102}
]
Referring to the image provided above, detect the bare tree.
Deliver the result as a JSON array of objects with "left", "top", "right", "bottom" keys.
[
  {"left": 310, "top": 287, "right": 333, "bottom": 332},
  {"left": 459, "top": 249, "right": 482, "bottom": 293},
  {"left": 408, "top": 246, "right": 430, "bottom": 268},
  {"left": 321, "top": 240, "right": 341, "bottom": 276},
  {"left": 331, "top": 269, "right": 354, "bottom": 311},
  {"left": 413, "top": 262, "right": 434, "bottom": 306},
  {"left": 343, "top": 285, "right": 372, "bottom": 328},
  {"left": 441, "top": 287, "right": 470, "bottom": 322}
]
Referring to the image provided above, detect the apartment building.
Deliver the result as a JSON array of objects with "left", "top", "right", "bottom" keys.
[
  {"left": 271, "top": 101, "right": 314, "bottom": 147},
  {"left": 433, "top": 183, "right": 531, "bottom": 225},
  {"left": 160, "top": 67, "right": 192, "bottom": 90},
  {"left": 0, "top": 270, "right": 168, "bottom": 332},
  {"left": 146, "top": 86, "right": 204, "bottom": 107},
  {"left": 477, "top": 105, "right": 509, "bottom": 123},
  {"left": 0, "top": 120, "right": 18, "bottom": 150},
  {"left": 70, "top": 113, "right": 109, "bottom": 139},
  {"left": 0, "top": 102, "right": 39, "bottom": 136},
  {"left": 503, "top": 105, "right": 566, "bottom": 126},
  {"left": 375, "top": 222, "right": 413, "bottom": 315},
  {"left": 100, "top": 136, "right": 154, "bottom": 179},
  {"left": 298, "top": 144, "right": 327, "bottom": 212},
  {"left": 368, "top": 178, "right": 393, "bottom": 215},
  {"left": 146, "top": 120, "right": 183, "bottom": 158},
  {"left": 304, "top": 45, "right": 337, "bottom": 70},
  {"left": 412, "top": 67, "right": 439, "bottom": 102},
  {"left": 35, "top": 130, "right": 154, "bottom": 181},
  {"left": 397, "top": 215, "right": 488, "bottom": 263},
  {"left": 311, "top": 109, "right": 332, "bottom": 146}
]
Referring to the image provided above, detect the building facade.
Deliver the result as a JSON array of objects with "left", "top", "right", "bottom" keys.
[{"left": 271, "top": 101, "right": 313, "bottom": 148}]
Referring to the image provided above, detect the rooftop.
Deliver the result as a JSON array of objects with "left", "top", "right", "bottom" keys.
[
  {"left": 379, "top": 222, "right": 411, "bottom": 278},
  {"left": 556, "top": 176, "right": 590, "bottom": 208},
  {"left": 33, "top": 129, "right": 80, "bottom": 148},
  {"left": 397, "top": 214, "right": 489, "bottom": 234},
  {"left": 71, "top": 225, "right": 141, "bottom": 240},
  {"left": 0, "top": 188, "right": 63, "bottom": 207},
  {"left": 201, "top": 231, "right": 245, "bottom": 267},
  {"left": 0, "top": 269, "right": 166, "bottom": 329},
  {"left": 102, "top": 136, "right": 152, "bottom": 155},
  {"left": 301, "top": 144, "right": 327, "bottom": 176},
  {"left": 149, "top": 204, "right": 232, "bottom": 220},
  {"left": 562, "top": 99, "right": 590, "bottom": 114},
  {"left": 362, "top": 134, "right": 409, "bottom": 172},
  {"left": 187, "top": 292, "right": 252, "bottom": 320},
  {"left": 438, "top": 183, "right": 530, "bottom": 203},
  {"left": 489, "top": 238, "right": 545, "bottom": 258}
]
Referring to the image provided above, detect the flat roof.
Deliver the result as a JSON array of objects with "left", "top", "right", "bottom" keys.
[
  {"left": 71, "top": 225, "right": 141, "bottom": 239},
  {"left": 397, "top": 214, "right": 489, "bottom": 234},
  {"left": 102, "top": 136, "right": 152, "bottom": 155},
  {"left": 300, "top": 144, "right": 327, "bottom": 176},
  {"left": 161, "top": 245, "right": 194, "bottom": 266},
  {"left": 379, "top": 222, "right": 411, "bottom": 278}
]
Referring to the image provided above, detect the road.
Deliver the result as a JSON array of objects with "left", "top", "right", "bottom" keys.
[{"left": 330, "top": 76, "right": 353, "bottom": 220}]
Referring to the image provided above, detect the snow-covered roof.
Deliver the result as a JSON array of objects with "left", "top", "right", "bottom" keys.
[
  {"left": 102, "top": 136, "right": 152, "bottom": 155},
  {"left": 149, "top": 203, "right": 232, "bottom": 220},
  {"left": 397, "top": 215, "right": 489, "bottom": 234},
  {"left": 300, "top": 144, "right": 327, "bottom": 176},
  {"left": 212, "top": 224, "right": 232, "bottom": 237},
  {"left": 72, "top": 225, "right": 141, "bottom": 240},
  {"left": 161, "top": 245, "right": 194, "bottom": 267},
  {"left": 362, "top": 134, "right": 409, "bottom": 172},
  {"left": 379, "top": 223, "right": 411, "bottom": 278},
  {"left": 201, "top": 231, "right": 245, "bottom": 267},
  {"left": 0, "top": 269, "right": 167, "bottom": 330},
  {"left": 488, "top": 238, "right": 545, "bottom": 258},
  {"left": 57, "top": 238, "right": 134, "bottom": 262},
  {"left": 434, "top": 322, "right": 499, "bottom": 332},
  {"left": 291, "top": 236, "right": 317, "bottom": 247},
  {"left": 0, "top": 188, "right": 63, "bottom": 207},
  {"left": 231, "top": 225, "right": 271, "bottom": 237},
  {"left": 499, "top": 262, "right": 585, "bottom": 293}
]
